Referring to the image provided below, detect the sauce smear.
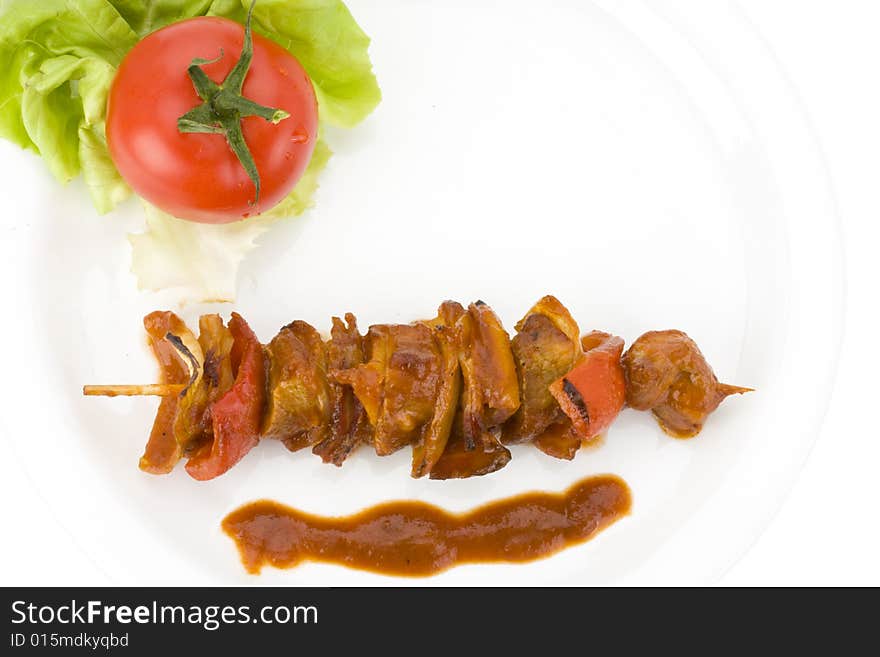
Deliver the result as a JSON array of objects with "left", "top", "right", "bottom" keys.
[{"left": 222, "top": 474, "right": 631, "bottom": 577}]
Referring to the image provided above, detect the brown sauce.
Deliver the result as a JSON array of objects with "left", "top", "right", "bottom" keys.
[{"left": 222, "top": 475, "right": 631, "bottom": 577}]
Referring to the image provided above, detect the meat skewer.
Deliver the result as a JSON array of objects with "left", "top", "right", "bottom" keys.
[{"left": 84, "top": 296, "right": 751, "bottom": 481}]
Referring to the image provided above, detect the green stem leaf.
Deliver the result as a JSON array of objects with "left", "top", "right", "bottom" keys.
[
  {"left": 224, "top": 1, "right": 257, "bottom": 94},
  {"left": 221, "top": 115, "right": 261, "bottom": 204},
  {"left": 186, "top": 65, "right": 221, "bottom": 102},
  {"left": 191, "top": 50, "right": 225, "bottom": 67},
  {"left": 213, "top": 95, "right": 289, "bottom": 123},
  {"left": 178, "top": 104, "right": 225, "bottom": 134},
  {"left": 176, "top": 0, "right": 290, "bottom": 206}
]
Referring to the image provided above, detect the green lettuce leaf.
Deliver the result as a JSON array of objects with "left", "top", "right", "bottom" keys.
[
  {"left": 0, "top": 0, "right": 138, "bottom": 209},
  {"left": 0, "top": 0, "right": 379, "bottom": 300},
  {"left": 107, "top": 1, "right": 217, "bottom": 37}
]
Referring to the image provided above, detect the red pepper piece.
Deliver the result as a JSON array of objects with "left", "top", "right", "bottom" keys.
[
  {"left": 549, "top": 331, "right": 626, "bottom": 440},
  {"left": 186, "top": 313, "right": 266, "bottom": 481}
]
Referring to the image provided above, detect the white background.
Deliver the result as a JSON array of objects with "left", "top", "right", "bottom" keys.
[{"left": 1, "top": 0, "right": 878, "bottom": 586}]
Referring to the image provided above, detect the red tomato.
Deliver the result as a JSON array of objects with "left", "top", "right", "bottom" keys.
[{"left": 107, "top": 17, "right": 318, "bottom": 224}]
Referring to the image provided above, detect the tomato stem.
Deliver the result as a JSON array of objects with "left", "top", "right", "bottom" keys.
[{"left": 177, "top": 1, "right": 288, "bottom": 206}]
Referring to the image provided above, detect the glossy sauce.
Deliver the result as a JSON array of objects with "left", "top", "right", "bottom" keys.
[{"left": 222, "top": 475, "right": 631, "bottom": 577}]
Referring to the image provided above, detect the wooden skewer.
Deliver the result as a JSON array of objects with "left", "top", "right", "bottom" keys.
[
  {"left": 83, "top": 384, "right": 186, "bottom": 398},
  {"left": 83, "top": 332, "right": 199, "bottom": 399},
  {"left": 719, "top": 383, "right": 755, "bottom": 396}
]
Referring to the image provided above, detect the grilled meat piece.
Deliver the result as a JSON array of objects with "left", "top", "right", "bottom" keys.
[
  {"left": 263, "top": 320, "right": 331, "bottom": 451},
  {"left": 622, "top": 330, "right": 751, "bottom": 438},
  {"left": 336, "top": 323, "right": 443, "bottom": 456},
  {"left": 503, "top": 296, "right": 582, "bottom": 444},
  {"left": 313, "top": 314, "right": 373, "bottom": 466}
]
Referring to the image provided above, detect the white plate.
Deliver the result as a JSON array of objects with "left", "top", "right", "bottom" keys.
[{"left": 0, "top": 0, "right": 842, "bottom": 585}]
